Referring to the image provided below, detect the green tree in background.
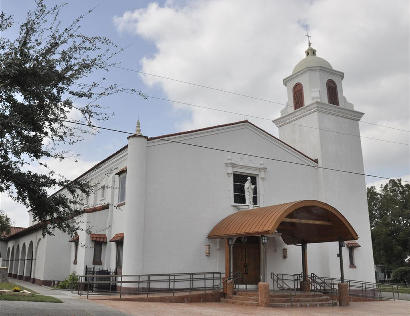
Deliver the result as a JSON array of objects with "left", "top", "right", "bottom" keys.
[
  {"left": 0, "top": 1, "right": 131, "bottom": 235},
  {"left": 0, "top": 211, "right": 11, "bottom": 236},
  {"left": 367, "top": 179, "right": 410, "bottom": 270}
]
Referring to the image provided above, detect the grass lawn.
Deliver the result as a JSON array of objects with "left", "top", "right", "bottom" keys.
[
  {"left": 0, "top": 282, "right": 62, "bottom": 303},
  {"left": 379, "top": 286, "right": 410, "bottom": 294}
]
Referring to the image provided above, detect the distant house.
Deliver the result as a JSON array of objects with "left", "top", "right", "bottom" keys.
[{"left": 2, "top": 44, "right": 375, "bottom": 286}]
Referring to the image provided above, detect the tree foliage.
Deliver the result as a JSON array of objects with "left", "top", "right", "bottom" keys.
[
  {"left": 0, "top": 210, "right": 11, "bottom": 236},
  {"left": 367, "top": 179, "right": 410, "bottom": 270},
  {"left": 0, "top": 1, "right": 128, "bottom": 234}
]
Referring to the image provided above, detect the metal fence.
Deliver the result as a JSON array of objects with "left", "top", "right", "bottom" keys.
[
  {"left": 271, "top": 272, "right": 384, "bottom": 301},
  {"left": 376, "top": 283, "right": 409, "bottom": 301},
  {"left": 77, "top": 272, "right": 223, "bottom": 299}
]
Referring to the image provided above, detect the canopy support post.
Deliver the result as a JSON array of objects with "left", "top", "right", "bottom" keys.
[
  {"left": 260, "top": 235, "right": 268, "bottom": 282},
  {"left": 228, "top": 238, "right": 234, "bottom": 278},
  {"left": 338, "top": 241, "right": 345, "bottom": 282},
  {"left": 301, "top": 242, "right": 310, "bottom": 291}
]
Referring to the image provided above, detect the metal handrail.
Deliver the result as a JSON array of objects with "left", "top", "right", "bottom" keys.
[
  {"left": 309, "top": 273, "right": 383, "bottom": 300},
  {"left": 271, "top": 272, "right": 383, "bottom": 304},
  {"left": 77, "top": 272, "right": 223, "bottom": 299}
]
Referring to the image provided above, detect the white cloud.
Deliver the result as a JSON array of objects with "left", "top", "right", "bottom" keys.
[
  {"left": 366, "top": 174, "right": 410, "bottom": 189},
  {"left": 114, "top": 0, "right": 409, "bottom": 181},
  {"left": 0, "top": 156, "right": 97, "bottom": 227}
]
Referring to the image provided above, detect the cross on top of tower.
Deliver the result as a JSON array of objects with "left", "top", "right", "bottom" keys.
[{"left": 305, "top": 30, "right": 312, "bottom": 47}]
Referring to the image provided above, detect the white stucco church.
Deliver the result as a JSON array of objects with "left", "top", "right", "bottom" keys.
[{"left": 1, "top": 44, "right": 376, "bottom": 287}]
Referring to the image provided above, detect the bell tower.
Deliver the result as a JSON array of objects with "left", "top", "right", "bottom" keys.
[
  {"left": 273, "top": 44, "right": 362, "bottom": 171},
  {"left": 273, "top": 43, "right": 376, "bottom": 282}
]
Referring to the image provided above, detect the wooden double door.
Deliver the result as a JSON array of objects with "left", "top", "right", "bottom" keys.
[{"left": 233, "top": 236, "right": 260, "bottom": 284}]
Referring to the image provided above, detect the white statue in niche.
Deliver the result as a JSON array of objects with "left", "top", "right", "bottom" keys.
[{"left": 244, "top": 177, "right": 255, "bottom": 207}]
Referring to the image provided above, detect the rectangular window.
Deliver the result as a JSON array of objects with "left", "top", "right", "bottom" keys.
[
  {"left": 92, "top": 242, "right": 103, "bottom": 265},
  {"left": 233, "top": 173, "right": 257, "bottom": 205},
  {"left": 118, "top": 173, "right": 127, "bottom": 203},
  {"left": 349, "top": 248, "right": 355, "bottom": 268},
  {"left": 100, "top": 185, "right": 105, "bottom": 200},
  {"left": 116, "top": 242, "right": 123, "bottom": 274},
  {"left": 73, "top": 242, "right": 78, "bottom": 265}
]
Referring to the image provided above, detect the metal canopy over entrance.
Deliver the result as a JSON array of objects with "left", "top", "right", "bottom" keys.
[
  {"left": 208, "top": 200, "right": 358, "bottom": 244},
  {"left": 208, "top": 200, "right": 358, "bottom": 287}
]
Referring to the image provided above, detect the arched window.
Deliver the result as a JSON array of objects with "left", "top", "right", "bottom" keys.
[
  {"left": 293, "top": 83, "right": 304, "bottom": 110},
  {"left": 326, "top": 79, "right": 339, "bottom": 106}
]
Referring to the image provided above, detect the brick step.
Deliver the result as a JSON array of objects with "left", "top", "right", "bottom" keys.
[
  {"left": 235, "top": 291, "right": 258, "bottom": 297},
  {"left": 221, "top": 298, "right": 259, "bottom": 306},
  {"left": 270, "top": 293, "right": 325, "bottom": 298},
  {"left": 230, "top": 295, "right": 258, "bottom": 302},
  {"left": 270, "top": 296, "right": 331, "bottom": 303},
  {"left": 269, "top": 301, "right": 336, "bottom": 308}
]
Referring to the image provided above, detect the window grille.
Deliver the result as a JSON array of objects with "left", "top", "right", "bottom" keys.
[{"left": 233, "top": 173, "right": 257, "bottom": 205}]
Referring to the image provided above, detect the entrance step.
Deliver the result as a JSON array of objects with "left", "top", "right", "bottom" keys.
[
  {"left": 221, "top": 291, "right": 336, "bottom": 308},
  {"left": 235, "top": 291, "right": 258, "bottom": 297},
  {"left": 220, "top": 298, "right": 259, "bottom": 306},
  {"left": 269, "top": 300, "right": 335, "bottom": 308}
]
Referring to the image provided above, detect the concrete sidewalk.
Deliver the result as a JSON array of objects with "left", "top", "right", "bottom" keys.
[
  {"left": 92, "top": 299, "right": 410, "bottom": 316},
  {"left": 0, "top": 280, "right": 129, "bottom": 316},
  {"left": 381, "top": 291, "right": 410, "bottom": 301}
]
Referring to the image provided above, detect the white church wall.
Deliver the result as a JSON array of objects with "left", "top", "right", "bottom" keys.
[
  {"left": 0, "top": 241, "right": 6, "bottom": 267},
  {"left": 33, "top": 237, "right": 46, "bottom": 281},
  {"left": 141, "top": 123, "right": 321, "bottom": 275},
  {"left": 315, "top": 111, "right": 375, "bottom": 282},
  {"left": 42, "top": 230, "right": 71, "bottom": 281}
]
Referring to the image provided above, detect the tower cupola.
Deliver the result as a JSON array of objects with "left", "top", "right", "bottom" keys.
[
  {"left": 280, "top": 45, "right": 352, "bottom": 116},
  {"left": 292, "top": 46, "right": 333, "bottom": 74}
]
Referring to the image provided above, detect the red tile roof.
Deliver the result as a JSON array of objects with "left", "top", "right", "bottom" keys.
[
  {"left": 84, "top": 204, "right": 110, "bottom": 214},
  {"left": 345, "top": 241, "right": 361, "bottom": 248},
  {"left": 1, "top": 227, "right": 25, "bottom": 239},
  {"left": 109, "top": 233, "right": 124, "bottom": 242},
  {"left": 90, "top": 234, "right": 107, "bottom": 243}
]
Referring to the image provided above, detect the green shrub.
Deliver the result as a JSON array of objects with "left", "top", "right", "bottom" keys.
[
  {"left": 391, "top": 267, "right": 410, "bottom": 284},
  {"left": 58, "top": 272, "right": 78, "bottom": 289}
]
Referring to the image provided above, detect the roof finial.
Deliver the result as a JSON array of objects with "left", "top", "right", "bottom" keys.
[
  {"left": 136, "top": 119, "right": 142, "bottom": 136},
  {"left": 305, "top": 29, "right": 312, "bottom": 48}
]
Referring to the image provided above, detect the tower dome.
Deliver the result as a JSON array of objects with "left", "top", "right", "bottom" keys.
[{"left": 292, "top": 46, "right": 332, "bottom": 74}]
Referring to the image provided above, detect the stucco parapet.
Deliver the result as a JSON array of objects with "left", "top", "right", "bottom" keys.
[{"left": 273, "top": 102, "right": 364, "bottom": 127}]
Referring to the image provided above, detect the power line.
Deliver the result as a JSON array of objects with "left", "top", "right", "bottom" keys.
[
  {"left": 138, "top": 93, "right": 409, "bottom": 146},
  {"left": 64, "top": 119, "right": 133, "bottom": 135},
  {"left": 359, "top": 120, "right": 410, "bottom": 133},
  {"left": 63, "top": 119, "right": 409, "bottom": 184},
  {"left": 115, "top": 65, "right": 284, "bottom": 106},
  {"left": 116, "top": 65, "right": 410, "bottom": 133}
]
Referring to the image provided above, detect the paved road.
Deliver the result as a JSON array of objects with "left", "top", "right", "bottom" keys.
[{"left": 0, "top": 280, "right": 129, "bottom": 316}]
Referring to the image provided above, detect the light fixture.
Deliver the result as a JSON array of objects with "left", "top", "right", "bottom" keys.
[
  {"left": 205, "top": 244, "right": 210, "bottom": 256},
  {"left": 261, "top": 235, "right": 268, "bottom": 244},
  {"left": 283, "top": 248, "right": 288, "bottom": 259}
]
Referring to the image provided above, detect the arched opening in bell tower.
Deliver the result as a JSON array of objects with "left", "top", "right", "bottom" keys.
[
  {"left": 293, "top": 83, "right": 304, "bottom": 110},
  {"left": 326, "top": 79, "right": 339, "bottom": 106}
]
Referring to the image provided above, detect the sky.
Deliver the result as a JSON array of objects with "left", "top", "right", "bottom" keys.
[{"left": 1, "top": 0, "right": 409, "bottom": 227}]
